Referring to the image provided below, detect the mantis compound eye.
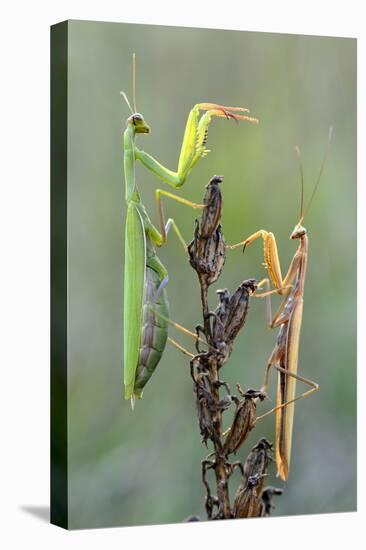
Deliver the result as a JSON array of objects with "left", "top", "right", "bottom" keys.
[
  {"left": 132, "top": 113, "right": 143, "bottom": 123},
  {"left": 127, "top": 113, "right": 144, "bottom": 126}
]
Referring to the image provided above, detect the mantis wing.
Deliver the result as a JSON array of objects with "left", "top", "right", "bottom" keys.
[
  {"left": 124, "top": 203, "right": 146, "bottom": 400},
  {"left": 276, "top": 298, "right": 303, "bottom": 480}
]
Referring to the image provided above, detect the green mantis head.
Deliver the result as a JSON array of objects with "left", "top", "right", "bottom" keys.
[
  {"left": 127, "top": 113, "right": 151, "bottom": 135},
  {"left": 123, "top": 54, "right": 151, "bottom": 135}
]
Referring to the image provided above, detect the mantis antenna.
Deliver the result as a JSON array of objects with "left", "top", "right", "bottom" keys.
[
  {"left": 120, "top": 91, "right": 134, "bottom": 115},
  {"left": 294, "top": 144, "right": 305, "bottom": 224},
  {"left": 120, "top": 54, "right": 138, "bottom": 115},
  {"left": 303, "top": 125, "right": 334, "bottom": 221},
  {"left": 132, "top": 52, "right": 137, "bottom": 113}
]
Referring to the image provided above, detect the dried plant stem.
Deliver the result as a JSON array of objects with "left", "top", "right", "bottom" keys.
[{"left": 187, "top": 175, "right": 283, "bottom": 521}]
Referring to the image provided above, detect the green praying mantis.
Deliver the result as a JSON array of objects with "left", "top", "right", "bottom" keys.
[{"left": 122, "top": 55, "right": 258, "bottom": 407}]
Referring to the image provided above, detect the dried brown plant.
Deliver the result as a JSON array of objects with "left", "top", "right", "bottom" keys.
[{"left": 187, "top": 176, "right": 283, "bottom": 520}]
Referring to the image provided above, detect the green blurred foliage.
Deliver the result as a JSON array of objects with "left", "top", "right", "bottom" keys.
[{"left": 65, "top": 20, "right": 356, "bottom": 528}]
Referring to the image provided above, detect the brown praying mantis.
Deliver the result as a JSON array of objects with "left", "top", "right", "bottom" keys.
[{"left": 230, "top": 127, "right": 333, "bottom": 481}]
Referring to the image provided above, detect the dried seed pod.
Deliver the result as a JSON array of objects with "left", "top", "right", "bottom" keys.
[
  {"left": 238, "top": 438, "right": 274, "bottom": 499},
  {"left": 200, "top": 175, "right": 223, "bottom": 238},
  {"left": 223, "top": 388, "right": 266, "bottom": 455},
  {"left": 243, "top": 437, "right": 273, "bottom": 481},
  {"left": 218, "top": 279, "right": 258, "bottom": 343},
  {"left": 188, "top": 176, "right": 226, "bottom": 286},
  {"left": 259, "top": 487, "right": 283, "bottom": 517},
  {"left": 232, "top": 438, "right": 274, "bottom": 519},
  {"left": 233, "top": 473, "right": 266, "bottom": 519},
  {"left": 188, "top": 223, "right": 226, "bottom": 286},
  {"left": 212, "top": 279, "right": 258, "bottom": 360}
]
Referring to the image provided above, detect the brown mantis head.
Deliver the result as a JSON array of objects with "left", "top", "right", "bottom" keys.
[{"left": 290, "top": 224, "right": 307, "bottom": 240}]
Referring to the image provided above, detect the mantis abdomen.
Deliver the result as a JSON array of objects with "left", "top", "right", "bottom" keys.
[
  {"left": 133, "top": 266, "right": 169, "bottom": 398},
  {"left": 276, "top": 297, "right": 303, "bottom": 479}
]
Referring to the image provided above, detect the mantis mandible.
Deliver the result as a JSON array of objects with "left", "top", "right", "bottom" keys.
[
  {"left": 122, "top": 55, "right": 258, "bottom": 406},
  {"left": 230, "top": 128, "right": 332, "bottom": 480}
]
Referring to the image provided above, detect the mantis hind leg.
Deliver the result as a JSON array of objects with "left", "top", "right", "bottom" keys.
[
  {"left": 168, "top": 336, "right": 195, "bottom": 359},
  {"left": 152, "top": 309, "right": 209, "bottom": 352},
  {"left": 146, "top": 304, "right": 211, "bottom": 364},
  {"left": 256, "top": 365, "right": 319, "bottom": 423},
  {"left": 256, "top": 363, "right": 319, "bottom": 481}
]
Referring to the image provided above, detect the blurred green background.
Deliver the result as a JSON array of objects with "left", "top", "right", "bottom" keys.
[{"left": 66, "top": 20, "right": 356, "bottom": 528}]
